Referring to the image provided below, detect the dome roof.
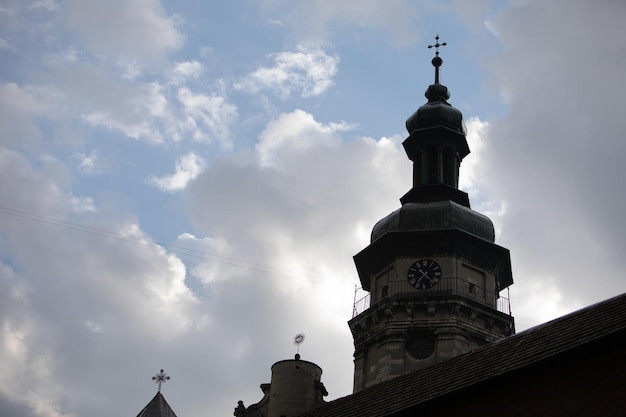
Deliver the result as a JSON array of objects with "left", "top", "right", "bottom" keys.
[
  {"left": 371, "top": 200, "right": 495, "bottom": 243},
  {"left": 405, "top": 83, "right": 466, "bottom": 136}
]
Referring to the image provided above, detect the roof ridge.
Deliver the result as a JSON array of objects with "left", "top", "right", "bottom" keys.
[{"left": 300, "top": 292, "right": 626, "bottom": 417}]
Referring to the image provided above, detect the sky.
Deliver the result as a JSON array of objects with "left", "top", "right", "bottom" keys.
[{"left": 1, "top": 0, "right": 625, "bottom": 416}]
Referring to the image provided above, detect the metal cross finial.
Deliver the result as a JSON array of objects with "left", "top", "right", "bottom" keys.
[
  {"left": 428, "top": 34, "right": 447, "bottom": 84},
  {"left": 428, "top": 34, "right": 447, "bottom": 57},
  {"left": 152, "top": 369, "right": 170, "bottom": 392}
]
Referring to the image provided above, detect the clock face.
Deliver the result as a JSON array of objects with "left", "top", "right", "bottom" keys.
[{"left": 407, "top": 259, "right": 442, "bottom": 290}]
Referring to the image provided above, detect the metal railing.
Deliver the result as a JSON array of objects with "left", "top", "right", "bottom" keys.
[{"left": 352, "top": 277, "right": 511, "bottom": 318}]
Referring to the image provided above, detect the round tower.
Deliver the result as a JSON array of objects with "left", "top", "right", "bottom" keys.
[{"left": 267, "top": 355, "right": 327, "bottom": 417}]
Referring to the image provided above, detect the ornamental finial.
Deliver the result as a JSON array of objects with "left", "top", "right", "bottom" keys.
[
  {"left": 427, "top": 34, "right": 447, "bottom": 84},
  {"left": 152, "top": 369, "right": 170, "bottom": 392},
  {"left": 294, "top": 333, "right": 305, "bottom": 360}
]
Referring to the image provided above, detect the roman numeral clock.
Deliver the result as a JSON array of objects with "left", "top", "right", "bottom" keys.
[{"left": 407, "top": 259, "right": 442, "bottom": 290}]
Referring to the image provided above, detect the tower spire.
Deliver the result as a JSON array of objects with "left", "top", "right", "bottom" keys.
[{"left": 427, "top": 35, "right": 447, "bottom": 84}]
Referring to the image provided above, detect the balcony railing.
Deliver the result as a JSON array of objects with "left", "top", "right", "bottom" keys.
[{"left": 352, "top": 277, "right": 511, "bottom": 318}]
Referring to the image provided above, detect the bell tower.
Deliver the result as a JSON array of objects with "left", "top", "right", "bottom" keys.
[{"left": 349, "top": 36, "right": 515, "bottom": 393}]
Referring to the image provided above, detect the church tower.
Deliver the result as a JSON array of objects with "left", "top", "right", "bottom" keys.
[{"left": 349, "top": 37, "right": 515, "bottom": 393}]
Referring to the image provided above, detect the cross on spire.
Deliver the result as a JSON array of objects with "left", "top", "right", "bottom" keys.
[
  {"left": 152, "top": 369, "right": 170, "bottom": 392},
  {"left": 427, "top": 34, "right": 447, "bottom": 84},
  {"left": 428, "top": 34, "right": 447, "bottom": 57}
]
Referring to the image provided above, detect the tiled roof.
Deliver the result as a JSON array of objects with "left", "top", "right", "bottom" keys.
[
  {"left": 136, "top": 392, "right": 178, "bottom": 417},
  {"left": 301, "top": 292, "right": 626, "bottom": 417}
]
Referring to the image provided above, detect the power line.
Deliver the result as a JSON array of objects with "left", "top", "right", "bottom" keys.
[{"left": 0, "top": 205, "right": 326, "bottom": 282}]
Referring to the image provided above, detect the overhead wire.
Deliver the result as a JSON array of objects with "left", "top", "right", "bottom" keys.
[
  {"left": 0, "top": 205, "right": 327, "bottom": 282},
  {"left": 0, "top": 205, "right": 546, "bottom": 327}
]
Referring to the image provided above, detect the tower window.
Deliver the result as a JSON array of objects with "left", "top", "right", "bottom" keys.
[{"left": 406, "top": 331, "right": 435, "bottom": 360}]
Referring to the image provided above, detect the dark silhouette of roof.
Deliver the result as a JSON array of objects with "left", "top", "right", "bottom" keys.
[
  {"left": 136, "top": 392, "right": 178, "bottom": 417},
  {"left": 300, "top": 292, "right": 626, "bottom": 417}
]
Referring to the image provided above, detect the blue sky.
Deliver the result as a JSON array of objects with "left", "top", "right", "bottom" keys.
[{"left": 1, "top": 1, "right": 626, "bottom": 417}]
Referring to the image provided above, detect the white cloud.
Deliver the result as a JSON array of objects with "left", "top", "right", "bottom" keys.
[
  {"left": 0, "top": 83, "right": 48, "bottom": 151},
  {"left": 22, "top": 58, "right": 169, "bottom": 145},
  {"left": 69, "top": 194, "right": 96, "bottom": 213},
  {"left": 69, "top": 72, "right": 237, "bottom": 146},
  {"left": 187, "top": 109, "right": 408, "bottom": 297},
  {"left": 76, "top": 150, "right": 101, "bottom": 174},
  {"left": 84, "top": 110, "right": 164, "bottom": 143},
  {"left": 254, "top": 0, "right": 421, "bottom": 45},
  {"left": 0, "top": 147, "right": 205, "bottom": 417},
  {"left": 182, "top": 109, "right": 410, "bottom": 406},
  {"left": 234, "top": 43, "right": 339, "bottom": 98},
  {"left": 475, "top": 0, "right": 626, "bottom": 324},
  {"left": 149, "top": 152, "right": 206, "bottom": 192},
  {"left": 171, "top": 60, "right": 205, "bottom": 85},
  {"left": 117, "top": 58, "right": 143, "bottom": 81},
  {"left": 0, "top": 38, "right": 13, "bottom": 50},
  {"left": 65, "top": 0, "right": 184, "bottom": 63},
  {"left": 256, "top": 109, "right": 354, "bottom": 166},
  {"left": 458, "top": 116, "right": 487, "bottom": 192},
  {"left": 3, "top": 59, "right": 237, "bottom": 150},
  {"left": 177, "top": 87, "right": 238, "bottom": 146},
  {"left": 174, "top": 233, "right": 235, "bottom": 284},
  {"left": 27, "top": 0, "right": 59, "bottom": 11}
]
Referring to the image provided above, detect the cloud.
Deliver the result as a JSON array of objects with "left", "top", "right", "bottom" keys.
[
  {"left": 0, "top": 38, "right": 13, "bottom": 50},
  {"left": 182, "top": 109, "right": 411, "bottom": 407},
  {"left": 0, "top": 83, "right": 48, "bottom": 151},
  {"left": 187, "top": 108, "right": 409, "bottom": 305},
  {"left": 69, "top": 194, "right": 96, "bottom": 212},
  {"left": 0, "top": 146, "right": 205, "bottom": 417},
  {"left": 256, "top": 109, "right": 354, "bottom": 166},
  {"left": 234, "top": 43, "right": 339, "bottom": 98},
  {"left": 65, "top": 0, "right": 184, "bottom": 63},
  {"left": 27, "top": 0, "right": 59, "bottom": 11},
  {"left": 15, "top": 57, "right": 171, "bottom": 146},
  {"left": 76, "top": 150, "right": 101, "bottom": 174},
  {"left": 39, "top": 59, "right": 237, "bottom": 147},
  {"left": 176, "top": 87, "right": 238, "bottom": 146},
  {"left": 174, "top": 233, "right": 235, "bottom": 284},
  {"left": 254, "top": 0, "right": 421, "bottom": 45},
  {"left": 171, "top": 60, "right": 205, "bottom": 85},
  {"left": 149, "top": 152, "right": 206, "bottom": 192},
  {"left": 476, "top": 0, "right": 626, "bottom": 323}
]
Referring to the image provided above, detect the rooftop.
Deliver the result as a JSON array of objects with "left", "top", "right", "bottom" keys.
[{"left": 303, "top": 292, "right": 626, "bottom": 417}]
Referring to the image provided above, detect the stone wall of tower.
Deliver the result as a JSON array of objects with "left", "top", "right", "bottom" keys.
[
  {"left": 234, "top": 356, "right": 328, "bottom": 417},
  {"left": 267, "top": 358, "right": 326, "bottom": 417},
  {"left": 350, "top": 291, "right": 514, "bottom": 392}
]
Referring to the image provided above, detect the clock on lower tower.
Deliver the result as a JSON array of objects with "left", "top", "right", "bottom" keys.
[{"left": 348, "top": 44, "right": 514, "bottom": 393}]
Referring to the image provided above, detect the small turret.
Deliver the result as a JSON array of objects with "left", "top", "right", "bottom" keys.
[
  {"left": 268, "top": 356, "right": 328, "bottom": 417},
  {"left": 233, "top": 354, "right": 328, "bottom": 417}
]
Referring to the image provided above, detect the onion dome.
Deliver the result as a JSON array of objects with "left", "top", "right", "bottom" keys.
[
  {"left": 405, "top": 83, "right": 466, "bottom": 138},
  {"left": 371, "top": 200, "right": 495, "bottom": 243},
  {"left": 405, "top": 40, "right": 465, "bottom": 137}
]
